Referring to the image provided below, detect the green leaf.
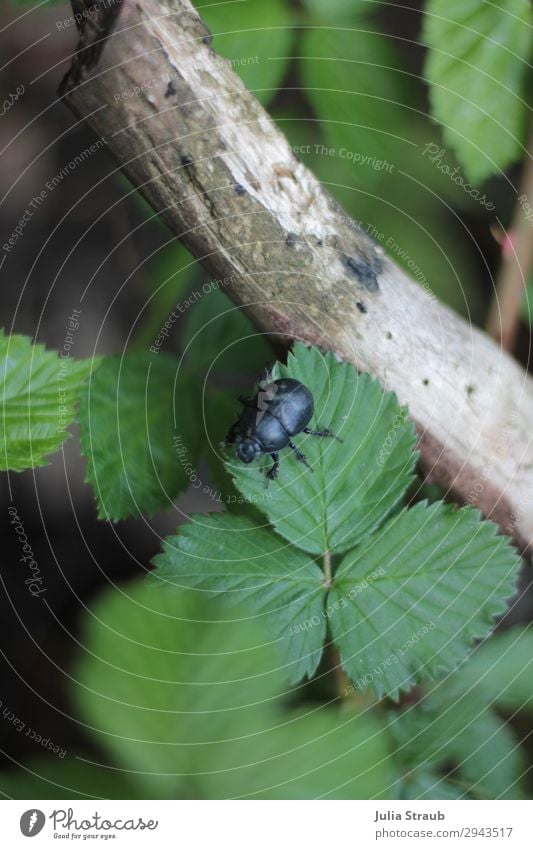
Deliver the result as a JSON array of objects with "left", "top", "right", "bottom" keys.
[
  {"left": 76, "top": 580, "right": 392, "bottom": 799},
  {"left": 456, "top": 709, "right": 525, "bottom": 799},
  {"left": 397, "top": 770, "right": 467, "bottom": 800},
  {"left": 354, "top": 188, "right": 485, "bottom": 320},
  {"left": 136, "top": 242, "right": 200, "bottom": 351},
  {"left": 78, "top": 353, "right": 198, "bottom": 521},
  {"left": 227, "top": 343, "right": 417, "bottom": 555},
  {"left": 0, "top": 758, "right": 142, "bottom": 800},
  {"left": 0, "top": 330, "right": 95, "bottom": 471},
  {"left": 75, "top": 581, "right": 285, "bottom": 797},
  {"left": 423, "top": 0, "right": 532, "bottom": 183},
  {"left": 202, "top": 708, "right": 391, "bottom": 799},
  {"left": 138, "top": 243, "right": 272, "bottom": 374},
  {"left": 300, "top": 24, "right": 416, "bottom": 184},
  {"left": 183, "top": 286, "right": 272, "bottom": 375},
  {"left": 152, "top": 513, "right": 327, "bottom": 683},
  {"left": 520, "top": 271, "right": 533, "bottom": 327},
  {"left": 328, "top": 501, "right": 519, "bottom": 698},
  {"left": 302, "top": 0, "right": 365, "bottom": 25},
  {"left": 453, "top": 627, "right": 533, "bottom": 712},
  {"left": 193, "top": 0, "right": 293, "bottom": 104},
  {"left": 392, "top": 689, "right": 526, "bottom": 799}
]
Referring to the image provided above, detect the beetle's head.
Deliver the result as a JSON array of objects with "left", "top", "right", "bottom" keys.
[{"left": 235, "top": 437, "right": 261, "bottom": 464}]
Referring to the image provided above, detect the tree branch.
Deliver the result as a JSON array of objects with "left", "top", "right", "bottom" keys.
[{"left": 61, "top": 0, "right": 533, "bottom": 552}]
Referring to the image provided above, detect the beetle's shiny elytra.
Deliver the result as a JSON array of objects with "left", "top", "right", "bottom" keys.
[{"left": 226, "top": 377, "right": 338, "bottom": 480}]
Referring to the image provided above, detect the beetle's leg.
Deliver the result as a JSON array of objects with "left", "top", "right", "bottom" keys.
[
  {"left": 266, "top": 452, "right": 280, "bottom": 480},
  {"left": 237, "top": 395, "right": 258, "bottom": 409},
  {"left": 303, "top": 427, "right": 343, "bottom": 443},
  {"left": 288, "top": 441, "right": 313, "bottom": 471},
  {"left": 225, "top": 420, "right": 239, "bottom": 445}
]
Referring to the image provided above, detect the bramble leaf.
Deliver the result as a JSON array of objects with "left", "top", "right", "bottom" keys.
[
  {"left": 156, "top": 346, "right": 519, "bottom": 697},
  {"left": 227, "top": 343, "right": 417, "bottom": 555},
  {"left": 0, "top": 330, "right": 95, "bottom": 471},
  {"left": 183, "top": 287, "right": 272, "bottom": 376},
  {"left": 202, "top": 708, "right": 391, "bottom": 800},
  {"left": 301, "top": 24, "right": 416, "bottom": 183},
  {"left": 391, "top": 686, "right": 526, "bottom": 799},
  {"left": 193, "top": 0, "right": 293, "bottom": 105},
  {"left": 302, "top": 0, "right": 364, "bottom": 25},
  {"left": 75, "top": 580, "right": 392, "bottom": 799},
  {"left": 423, "top": 0, "right": 532, "bottom": 182},
  {"left": 328, "top": 502, "right": 519, "bottom": 698},
  {"left": 136, "top": 242, "right": 199, "bottom": 352},
  {"left": 0, "top": 758, "right": 141, "bottom": 800},
  {"left": 520, "top": 272, "right": 533, "bottom": 328},
  {"left": 78, "top": 353, "right": 198, "bottom": 521},
  {"left": 452, "top": 627, "right": 533, "bottom": 712},
  {"left": 75, "top": 581, "right": 284, "bottom": 796},
  {"left": 397, "top": 769, "right": 466, "bottom": 800},
  {"left": 152, "top": 513, "right": 327, "bottom": 683}
]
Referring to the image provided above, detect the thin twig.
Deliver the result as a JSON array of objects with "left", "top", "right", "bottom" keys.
[{"left": 486, "top": 132, "right": 533, "bottom": 351}]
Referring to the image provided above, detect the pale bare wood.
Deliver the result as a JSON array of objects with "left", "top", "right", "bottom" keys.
[{"left": 61, "top": 0, "right": 533, "bottom": 551}]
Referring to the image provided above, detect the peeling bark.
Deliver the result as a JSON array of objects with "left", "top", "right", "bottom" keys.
[{"left": 61, "top": 0, "right": 533, "bottom": 551}]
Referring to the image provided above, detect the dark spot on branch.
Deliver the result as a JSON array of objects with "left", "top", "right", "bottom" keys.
[
  {"left": 202, "top": 33, "right": 212, "bottom": 46},
  {"left": 234, "top": 183, "right": 247, "bottom": 196},
  {"left": 423, "top": 378, "right": 429, "bottom": 386},
  {"left": 386, "top": 331, "right": 393, "bottom": 339},
  {"left": 165, "top": 80, "right": 177, "bottom": 98},
  {"left": 286, "top": 232, "right": 297, "bottom": 247},
  {"left": 180, "top": 154, "right": 194, "bottom": 167},
  {"left": 356, "top": 302, "right": 367, "bottom": 314},
  {"left": 466, "top": 385, "right": 475, "bottom": 396},
  {"left": 373, "top": 251, "right": 384, "bottom": 276},
  {"left": 343, "top": 254, "right": 380, "bottom": 292}
]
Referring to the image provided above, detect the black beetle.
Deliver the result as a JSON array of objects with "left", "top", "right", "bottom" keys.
[{"left": 226, "top": 376, "right": 338, "bottom": 480}]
